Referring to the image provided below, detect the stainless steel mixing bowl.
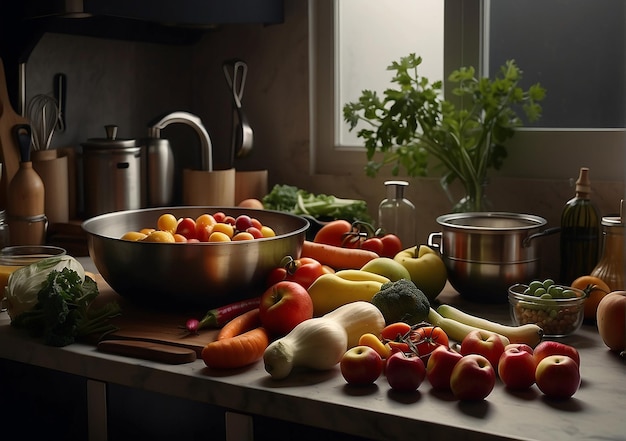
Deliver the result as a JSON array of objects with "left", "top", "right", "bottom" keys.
[{"left": 82, "top": 206, "right": 309, "bottom": 309}]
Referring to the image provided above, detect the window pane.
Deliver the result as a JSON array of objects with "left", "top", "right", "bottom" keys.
[
  {"left": 336, "top": 0, "right": 445, "bottom": 145},
  {"left": 488, "top": 0, "right": 625, "bottom": 128}
]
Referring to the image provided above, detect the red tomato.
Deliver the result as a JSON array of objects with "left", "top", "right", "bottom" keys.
[
  {"left": 361, "top": 237, "right": 383, "bottom": 255},
  {"left": 379, "top": 234, "right": 403, "bottom": 258},
  {"left": 313, "top": 220, "right": 353, "bottom": 247},
  {"left": 288, "top": 258, "right": 326, "bottom": 289},
  {"left": 380, "top": 322, "right": 412, "bottom": 342},
  {"left": 175, "top": 217, "right": 197, "bottom": 240},
  {"left": 410, "top": 326, "right": 449, "bottom": 358},
  {"left": 266, "top": 267, "right": 288, "bottom": 287},
  {"left": 387, "top": 340, "right": 410, "bottom": 354},
  {"left": 266, "top": 257, "right": 326, "bottom": 290}
]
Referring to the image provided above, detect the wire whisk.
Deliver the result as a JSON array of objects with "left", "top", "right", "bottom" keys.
[{"left": 26, "top": 94, "right": 60, "bottom": 151}]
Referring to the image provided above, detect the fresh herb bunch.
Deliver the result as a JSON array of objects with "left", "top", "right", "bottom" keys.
[
  {"left": 11, "top": 268, "right": 121, "bottom": 347},
  {"left": 343, "top": 54, "right": 546, "bottom": 211},
  {"left": 262, "top": 184, "right": 372, "bottom": 223}
]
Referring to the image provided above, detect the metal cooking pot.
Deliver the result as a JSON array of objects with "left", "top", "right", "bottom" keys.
[{"left": 428, "top": 212, "right": 559, "bottom": 303}]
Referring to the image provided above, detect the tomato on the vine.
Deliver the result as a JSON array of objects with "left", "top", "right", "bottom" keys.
[
  {"left": 290, "top": 258, "right": 326, "bottom": 289},
  {"left": 266, "top": 256, "right": 326, "bottom": 290},
  {"left": 313, "top": 220, "right": 353, "bottom": 247},
  {"left": 381, "top": 322, "right": 412, "bottom": 341},
  {"left": 410, "top": 326, "right": 449, "bottom": 359},
  {"left": 361, "top": 237, "right": 384, "bottom": 255},
  {"left": 379, "top": 234, "right": 403, "bottom": 258}
]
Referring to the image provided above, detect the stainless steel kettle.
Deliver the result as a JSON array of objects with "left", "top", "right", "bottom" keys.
[{"left": 145, "top": 111, "right": 213, "bottom": 207}]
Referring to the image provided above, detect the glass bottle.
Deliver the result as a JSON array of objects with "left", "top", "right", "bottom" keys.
[
  {"left": 378, "top": 180, "right": 416, "bottom": 248},
  {"left": 559, "top": 167, "right": 600, "bottom": 285},
  {"left": 591, "top": 200, "right": 624, "bottom": 291}
]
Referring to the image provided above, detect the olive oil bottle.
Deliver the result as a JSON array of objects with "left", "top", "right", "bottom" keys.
[
  {"left": 559, "top": 167, "right": 600, "bottom": 285},
  {"left": 378, "top": 180, "right": 416, "bottom": 248}
]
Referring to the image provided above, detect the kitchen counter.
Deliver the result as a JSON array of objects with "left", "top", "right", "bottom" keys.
[{"left": 1, "top": 258, "right": 625, "bottom": 441}]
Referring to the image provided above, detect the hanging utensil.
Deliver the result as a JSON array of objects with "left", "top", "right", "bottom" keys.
[
  {"left": 53, "top": 73, "right": 67, "bottom": 132},
  {"left": 223, "top": 59, "right": 253, "bottom": 166},
  {"left": 26, "top": 93, "right": 59, "bottom": 150}
]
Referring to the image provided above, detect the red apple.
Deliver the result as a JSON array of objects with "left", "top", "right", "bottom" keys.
[
  {"left": 498, "top": 346, "right": 537, "bottom": 390},
  {"left": 533, "top": 341, "right": 580, "bottom": 367},
  {"left": 460, "top": 330, "right": 506, "bottom": 371},
  {"left": 340, "top": 346, "right": 384, "bottom": 385},
  {"left": 450, "top": 354, "right": 496, "bottom": 401},
  {"left": 385, "top": 351, "right": 426, "bottom": 392},
  {"left": 259, "top": 281, "right": 314, "bottom": 336},
  {"left": 535, "top": 355, "right": 581, "bottom": 399},
  {"left": 426, "top": 344, "right": 463, "bottom": 391},
  {"left": 504, "top": 343, "right": 534, "bottom": 355}
]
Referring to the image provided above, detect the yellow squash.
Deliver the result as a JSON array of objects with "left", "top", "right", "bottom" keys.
[{"left": 307, "top": 272, "right": 386, "bottom": 316}]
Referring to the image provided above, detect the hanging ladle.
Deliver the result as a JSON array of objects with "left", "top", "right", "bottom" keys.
[{"left": 223, "top": 59, "right": 253, "bottom": 166}]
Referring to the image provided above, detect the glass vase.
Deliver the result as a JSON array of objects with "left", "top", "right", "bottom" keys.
[{"left": 452, "top": 180, "right": 494, "bottom": 213}]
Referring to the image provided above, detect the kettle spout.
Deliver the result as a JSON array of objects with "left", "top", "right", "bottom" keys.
[{"left": 148, "top": 111, "right": 213, "bottom": 171}]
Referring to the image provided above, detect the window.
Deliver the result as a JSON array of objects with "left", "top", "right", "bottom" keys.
[{"left": 310, "top": 0, "right": 625, "bottom": 181}]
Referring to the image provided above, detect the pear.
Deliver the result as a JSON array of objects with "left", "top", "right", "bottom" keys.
[{"left": 361, "top": 257, "right": 411, "bottom": 282}]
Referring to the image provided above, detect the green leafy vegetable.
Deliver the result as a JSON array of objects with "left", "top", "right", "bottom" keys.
[
  {"left": 11, "top": 268, "right": 120, "bottom": 347},
  {"left": 343, "top": 54, "right": 546, "bottom": 211},
  {"left": 262, "top": 184, "right": 372, "bottom": 223},
  {"left": 5, "top": 255, "right": 86, "bottom": 320}
]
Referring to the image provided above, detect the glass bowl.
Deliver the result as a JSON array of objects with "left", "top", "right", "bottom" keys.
[
  {"left": 508, "top": 283, "right": 586, "bottom": 337},
  {"left": 0, "top": 245, "right": 67, "bottom": 266}
]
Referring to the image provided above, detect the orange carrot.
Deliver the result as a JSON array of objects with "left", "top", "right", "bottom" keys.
[
  {"left": 217, "top": 308, "right": 261, "bottom": 340},
  {"left": 201, "top": 327, "right": 270, "bottom": 369},
  {"left": 300, "top": 240, "right": 378, "bottom": 270}
]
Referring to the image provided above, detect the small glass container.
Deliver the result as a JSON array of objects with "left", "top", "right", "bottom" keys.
[
  {"left": 591, "top": 200, "right": 624, "bottom": 291},
  {"left": 378, "top": 180, "right": 416, "bottom": 248},
  {"left": 0, "top": 245, "right": 67, "bottom": 311},
  {"left": 508, "top": 283, "right": 586, "bottom": 337}
]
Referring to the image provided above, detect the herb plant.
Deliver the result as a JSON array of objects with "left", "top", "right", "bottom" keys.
[{"left": 343, "top": 54, "right": 546, "bottom": 211}]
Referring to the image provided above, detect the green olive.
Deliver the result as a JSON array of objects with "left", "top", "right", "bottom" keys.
[
  {"left": 543, "top": 278, "right": 555, "bottom": 290},
  {"left": 528, "top": 280, "right": 544, "bottom": 294}
]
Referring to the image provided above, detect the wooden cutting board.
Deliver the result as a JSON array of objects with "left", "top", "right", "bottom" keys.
[
  {"left": 0, "top": 58, "right": 28, "bottom": 208},
  {"left": 90, "top": 275, "right": 222, "bottom": 363}
]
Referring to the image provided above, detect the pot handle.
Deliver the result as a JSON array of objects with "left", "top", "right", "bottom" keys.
[
  {"left": 522, "top": 226, "right": 561, "bottom": 247},
  {"left": 427, "top": 232, "right": 443, "bottom": 254}
]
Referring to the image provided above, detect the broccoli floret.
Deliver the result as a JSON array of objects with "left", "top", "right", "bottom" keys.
[{"left": 371, "top": 279, "right": 430, "bottom": 325}]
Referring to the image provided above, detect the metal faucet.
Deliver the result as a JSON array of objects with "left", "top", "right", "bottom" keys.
[{"left": 148, "top": 111, "right": 213, "bottom": 171}]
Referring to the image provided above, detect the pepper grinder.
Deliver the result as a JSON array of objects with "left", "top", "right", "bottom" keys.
[
  {"left": 6, "top": 124, "right": 47, "bottom": 246},
  {"left": 378, "top": 180, "right": 416, "bottom": 248}
]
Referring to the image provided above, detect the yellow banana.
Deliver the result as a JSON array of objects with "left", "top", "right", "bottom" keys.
[{"left": 334, "top": 269, "right": 390, "bottom": 284}]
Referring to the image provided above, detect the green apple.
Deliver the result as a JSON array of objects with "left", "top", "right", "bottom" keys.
[
  {"left": 394, "top": 245, "right": 447, "bottom": 302},
  {"left": 360, "top": 257, "right": 411, "bottom": 282}
]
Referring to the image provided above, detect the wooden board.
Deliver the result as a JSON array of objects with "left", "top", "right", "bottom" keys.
[
  {"left": 90, "top": 275, "right": 221, "bottom": 361},
  {"left": 0, "top": 58, "right": 28, "bottom": 207}
]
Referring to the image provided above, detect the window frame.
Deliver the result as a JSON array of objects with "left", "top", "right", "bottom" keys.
[{"left": 308, "top": 0, "right": 625, "bottom": 181}]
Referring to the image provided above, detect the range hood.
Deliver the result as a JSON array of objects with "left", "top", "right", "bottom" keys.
[{"left": 24, "top": 0, "right": 285, "bottom": 27}]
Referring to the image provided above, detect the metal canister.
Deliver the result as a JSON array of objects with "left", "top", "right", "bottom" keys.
[{"left": 81, "top": 125, "right": 145, "bottom": 217}]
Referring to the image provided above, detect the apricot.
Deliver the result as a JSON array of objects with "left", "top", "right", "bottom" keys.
[{"left": 596, "top": 291, "right": 626, "bottom": 352}]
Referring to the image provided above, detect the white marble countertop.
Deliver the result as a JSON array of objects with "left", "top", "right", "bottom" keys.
[{"left": 1, "top": 258, "right": 625, "bottom": 440}]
